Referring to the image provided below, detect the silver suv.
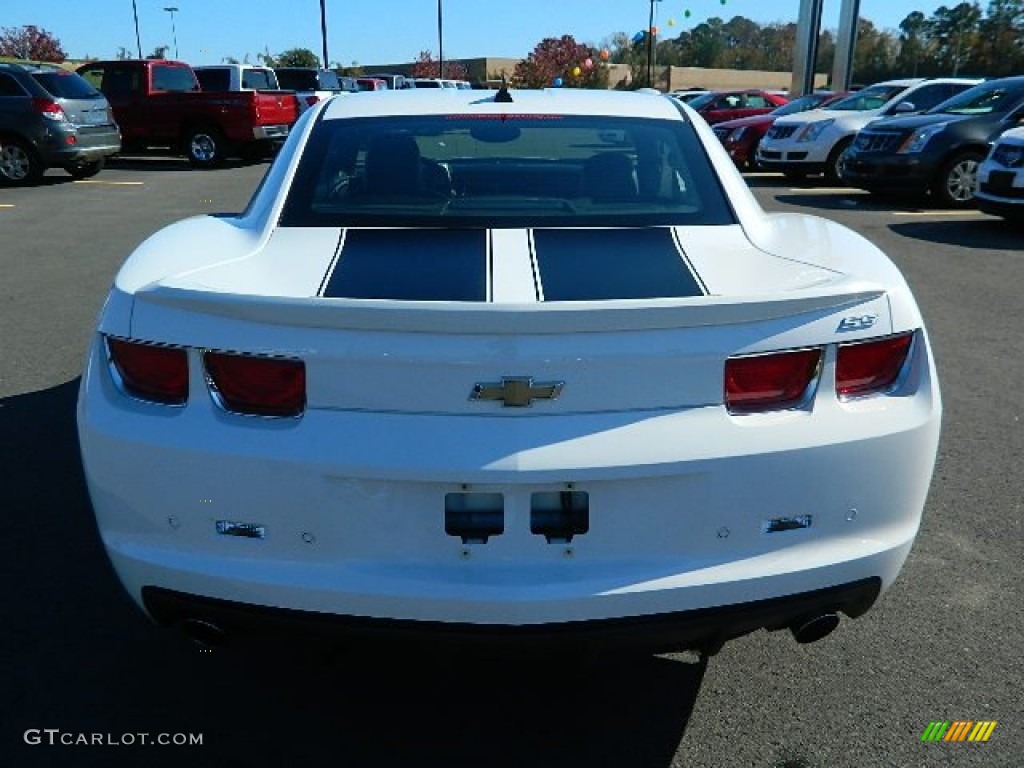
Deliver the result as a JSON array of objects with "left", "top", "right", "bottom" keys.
[{"left": 0, "top": 62, "right": 121, "bottom": 185}]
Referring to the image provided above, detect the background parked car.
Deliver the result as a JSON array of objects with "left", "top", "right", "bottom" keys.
[
  {"left": 364, "top": 73, "right": 406, "bottom": 90},
  {"left": 712, "top": 91, "right": 849, "bottom": 170},
  {"left": 78, "top": 59, "right": 296, "bottom": 166},
  {"left": 355, "top": 77, "right": 388, "bottom": 92},
  {"left": 274, "top": 67, "right": 353, "bottom": 113},
  {"left": 841, "top": 76, "right": 1024, "bottom": 207},
  {"left": 401, "top": 78, "right": 445, "bottom": 89},
  {"left": 684, "top": 89, "right": 789, "bottom": 126},
  {"left": 669, "top": 88, "right": 711, "bottom": 103},
  {"left": 976, "top": 125, "right": 1024, "bottom": 221},
  {"left": 0, "top": 62, "right": 120, "bottom": 185},
  {"left": 757, "top": 78, "right": 980, "bottom": 180},
  {"left": 194, "top": 64, "right": 280, "bottom": 92}
]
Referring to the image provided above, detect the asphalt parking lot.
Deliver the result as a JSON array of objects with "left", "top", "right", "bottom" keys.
[{"left": 1, "top": 159, "right": 1021, "bottom": 768}]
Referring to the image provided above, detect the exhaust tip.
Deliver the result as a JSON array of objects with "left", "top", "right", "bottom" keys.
[
  {"left": 180, "top": 618, "right": 226, "bottom": 649},
  {"left": 790, "top": 613, "right": 839, "bottom": 644}
]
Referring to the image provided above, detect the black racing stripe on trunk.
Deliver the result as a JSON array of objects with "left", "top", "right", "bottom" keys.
[
  {"left": 532, "top": 228, "right": 705, "bottom": 302},
  {"left": 321, "top": 229, "right": 487, "bottom": 301}
]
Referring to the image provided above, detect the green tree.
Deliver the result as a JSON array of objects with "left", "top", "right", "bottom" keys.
[
  {"left": 147, "top": 45, "right": 169, "bottom": 60},
  {"left": 927, "top": 3, "right": 984, "bottom": 75},
  {"left": 0, "top": 25, "right": 66, "bottom": 62},
  {"left": 897, "top": 11, "right": 931, "bottom": 76},
  {"left": 851, "top": 19, "right": 899, "bottom": 84},
  {"left": 978, "top": 0, "right": 1024, "bottom": 75},
  {"left": 275, "top": 47, "right": 320, "bottom": 68}
]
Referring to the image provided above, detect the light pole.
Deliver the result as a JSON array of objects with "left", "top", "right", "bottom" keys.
[
  {"left": 646, "top": 0, "right": 661, "bottom": 88},
  {"left": 163, "top": 6, "right": 179, "bottom": 60},
  {"left": 131, "top": 0, "right": 142, "bottom": 58},
  {"left": 319, "top": 0, "right": 329, "bottom": 68},
  {"left": 437, "top": 0, "right": 444, "bottom": 79}
]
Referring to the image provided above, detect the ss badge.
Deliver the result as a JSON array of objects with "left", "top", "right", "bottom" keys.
[{"left": 837, "top": 314, "right": 878, "bottom": 333}]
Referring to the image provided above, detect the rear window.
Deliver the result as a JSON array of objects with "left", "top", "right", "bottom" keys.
[
  {"left": 276, "top": 70, "right": 316, "bottom": 90},
  {"left": 32, "top": 71, "right": 101, "bottom": 99},
  {"left": 152, "top": 65, "right": 198, "bottom": 92},
  {"left": 241, "top": 69, "right": 277, "bottom": 90},
  {"left": 280, "top": 114, "right": 735, "bottom": 228},
  {"left": 316, "top": 71, "right": 342, "bottom": 91},
  {"left": 195, "top": 68, "right": 229, "bottom": 91}
]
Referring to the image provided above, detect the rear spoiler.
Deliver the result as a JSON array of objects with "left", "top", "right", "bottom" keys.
[{"left": 132, "top": 279, "right": 886, "bottom": 336}]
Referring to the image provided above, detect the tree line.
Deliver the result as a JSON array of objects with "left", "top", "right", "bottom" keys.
[
  {"left": 4, "top": 0, "right": 1021, "bottom": 88},
  {"left": 607, "top": 0, "right": 1023, "bottom": 85}
]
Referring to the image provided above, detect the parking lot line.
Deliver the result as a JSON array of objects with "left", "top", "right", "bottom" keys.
[
  {"left": 891, "top": 210, "right": 981, "bottom": 217},
  {"left": 787, "top": 187, "right": 863, "bottom": 194},
  {"left": 73, "top": 180, "right": 145, "bottom": 186},
  {"left": 0, "top": 204, "right": 14, "bottom": 208}
]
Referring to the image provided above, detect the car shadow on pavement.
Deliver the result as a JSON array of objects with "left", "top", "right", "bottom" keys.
[
  {"left": 890, "top": 218, "right": 1023, "bottom": 250},
  {"left": 107, "top": 156, "right": 270, "bottom": 172},
  {"left": 2, "top": 379, "right": 707, "bottom": 768}
]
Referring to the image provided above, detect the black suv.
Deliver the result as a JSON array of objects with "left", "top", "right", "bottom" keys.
[
  {"left": 841, "top": 76, "right": 1024, "bottom": 207},
  {"left": 0, "top": 62, "right": 121, "bottom": 185}
]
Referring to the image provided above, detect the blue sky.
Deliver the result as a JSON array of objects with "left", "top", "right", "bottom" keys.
[{"left": 8, "top": 0, "right": 932, "bottom": 66}]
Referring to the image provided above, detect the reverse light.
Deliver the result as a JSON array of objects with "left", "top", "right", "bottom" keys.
[
  {"left": 725, "top": 348, "right": 822, "bottom": 413},
  {"left": 836, "top": 333, "right": 914, "bottom": 398},
  {"left": 32, "top": 98, "right": 67, "bottom": 122},
  {"left": 106, "top": 338, "right": 188, "bottom": 405},
  {"left": 204, "top": 351, "right": 306, "bottom": 417}
]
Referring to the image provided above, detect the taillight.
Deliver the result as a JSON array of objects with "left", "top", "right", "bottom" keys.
[
  {"left": 836, "top": 333, "right": 913, "bottom": 398},
  {"left": 725, "top": 348, "right": 821, "bottom": 413},
  {"left": 204, "top": 352, "right": 306, "bottom": 417},
  {"left": 305, "top": 95, "right": 320, "bottom": 107},
  {"left": 106, "top": 338, "right": 188, "bottom": 405},
  {"left": 32, "top": 98, "right": 67, "bottom": 122}
]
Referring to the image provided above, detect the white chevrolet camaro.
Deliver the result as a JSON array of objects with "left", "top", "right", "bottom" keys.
[{"left": 78, "top": 87, "right": 941, "bottom": 654}]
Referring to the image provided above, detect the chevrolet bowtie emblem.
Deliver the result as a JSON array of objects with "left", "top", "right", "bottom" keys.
[{"left": 470, "top": 376, "right": 564, "bottom": 407}]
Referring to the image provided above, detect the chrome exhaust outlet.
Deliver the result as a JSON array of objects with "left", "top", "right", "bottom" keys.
[
  {"left": 790, "top": 613, "right": 839, "bottom": 644},
  {"left": 180, "top": 618, "right": 226, "bottom": 649}
]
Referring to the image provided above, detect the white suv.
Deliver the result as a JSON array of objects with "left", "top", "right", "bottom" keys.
[
  {"left": 976, "top": 126, "right": 1024, "bottom": 222},
  {"left": 757, "top": 78, "right": 980, "bottom": 180}
]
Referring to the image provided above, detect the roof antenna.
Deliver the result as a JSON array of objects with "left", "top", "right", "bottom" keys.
[{"left": 495, "top": 74, "right": 513, "bottom": 103}]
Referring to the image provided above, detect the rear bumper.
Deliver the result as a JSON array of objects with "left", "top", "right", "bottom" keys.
[
  {"left": 142, "top": 577, "right": 882, "bottom": 654},
  {"left": 252, "top": 124, "right": 290, "bottom": 141},
  {"left": 79, "top": 326, "right": 941, "bottom": 645},
  {"left": 40, "top": 126, "right": 121, "bottom": 166}
]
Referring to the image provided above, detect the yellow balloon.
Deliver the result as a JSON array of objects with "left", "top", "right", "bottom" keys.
[
  {"left": 668, "top": 18, "right": 676, "bottom": 26},
  {"left": 572, "top": 66, "right": 582, "bottom": 76}
]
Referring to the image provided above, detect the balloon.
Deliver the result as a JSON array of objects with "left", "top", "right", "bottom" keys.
[
  {"left": 599, "top": 48, "right": 610, "bottom": 60},
  {"left": 583, "top": 57, "right": 594, "bottom": 69},
  {"left": 684, "top": 9, "right": 691, "bottom": 17},
  {"left": 553, "top": 77, "right": 563, "bottom": 87},
  {"left": 632, "top": 31, "right": 646, "bottom": 43},
  {"left": 572, "top": 66, "right": 582, "bottom": 77},
  {"left": 668, "top": 18, "right": 676, "bottom": 26}
]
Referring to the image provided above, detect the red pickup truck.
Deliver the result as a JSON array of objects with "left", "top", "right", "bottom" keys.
[{"left": 76, "top": 59, "right": 298, "bottom": 166}]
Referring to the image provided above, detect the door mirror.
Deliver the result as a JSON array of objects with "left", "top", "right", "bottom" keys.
[{"left": 890, "top": 101, "right": 917, "bottom": 115}]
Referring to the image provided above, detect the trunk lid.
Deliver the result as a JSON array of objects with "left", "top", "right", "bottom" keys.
[{"left": 128, "top": 225, "right": 892, "bottom": 415}]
